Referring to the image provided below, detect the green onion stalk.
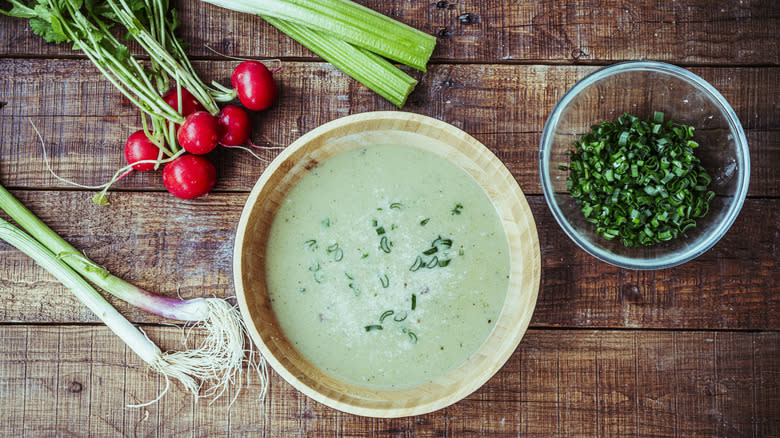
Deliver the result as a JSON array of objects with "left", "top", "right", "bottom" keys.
[{"left": 0, "top": 183, "right": 268, "bottom": 405}]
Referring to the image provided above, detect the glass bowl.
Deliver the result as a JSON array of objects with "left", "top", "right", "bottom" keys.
[{"left": 539, "top": 61, "right": 750, "bottom": 270}]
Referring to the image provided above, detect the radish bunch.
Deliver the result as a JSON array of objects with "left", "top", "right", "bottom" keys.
[{"left": 124, "top": 60, "right": 278, "bottom": 200}]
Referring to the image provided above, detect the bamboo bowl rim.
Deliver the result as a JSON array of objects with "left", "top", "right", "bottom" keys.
[{"left": 233, "top": 111, "right": 541, "bottom": 417}]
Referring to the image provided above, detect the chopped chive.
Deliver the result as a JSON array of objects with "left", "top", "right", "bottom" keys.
[
  {"left": 304, "top": 239, "right": 318, "bottom": 251},
  {"left": 422, "top": 247, "right": 438, "bottom": 255},
  {"left": 379, "top": 310, "right": 394, "bottom": 323},
  {"left": 361, "top": 253, "right": 369, "bottom": 259},
  {"left": 390, "top": 202, "right": 403, "bottom": 210},
  {"left": 420, "top": 218, "right": 430, "bottom": 226},
  {"left": 379, "top": 236, "right": 392, "bottom": 253},
  {"left": 371, "top": 219, "right": 378, "bottom": 227},
  {"left": 349, "top": 282, "right": 360, "bottom": 296},
  {"left": 345, "top": 272, "right": 354, "bottom": 280},
  {"left": 562, "top": 112, "right": 714, "bottom": 247},
  {"left": 321, "top": 217, "right": 330, "bottom": 227},
  {"left": 411, "top": 294, "right": 417, "bottom": 310},
  {"left": 326, "top": 243, "right": 343, "bottom": 261},
  {"left": 458, "top": 248, "right": 464, "bottom": 256},
  {"left": 410, "top": 256, "right": 423, "bottom": 271},
  {"left": 450, "top": 203, "right": 464, "bottom": 215},
  {"left": 375, "top": 226, "right": 386, "bottom": 235},
  {"left": 378, "top": 273, "right": 389, "bottom": 288},
  {"left": 425, "top": 255, "right": 439, "bottom": 268},
  {"left": 364, "top": 325, "right": 383, "bottom": 332},
  {"left": 438, "top": 258, "right": 451, "bottom": 267},
  {"left": 402, "top": 328, "right": 418, "bottom": 344},
  {"left": 393, "top": 311, "right": 408, "bottom": 322}
]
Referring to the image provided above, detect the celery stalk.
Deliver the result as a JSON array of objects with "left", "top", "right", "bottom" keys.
[
  {"left": 265, "top": 16, "right": 417, "bottom": 108},
  {"left": 201, "top": 0, "right": 436, "bottom": 72}
]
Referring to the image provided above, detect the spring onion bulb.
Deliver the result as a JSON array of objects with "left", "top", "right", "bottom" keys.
[{"left": 0, "top": 184, "right": 267, "bottom": 405}]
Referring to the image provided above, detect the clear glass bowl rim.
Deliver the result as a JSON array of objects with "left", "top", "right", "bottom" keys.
[{"left": 539, "top": 61, "right": 751, "bottom": 270}]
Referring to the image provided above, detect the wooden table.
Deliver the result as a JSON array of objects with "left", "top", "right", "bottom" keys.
[{"left": 1, "top": 1, "right": 778, "bottom": 436}]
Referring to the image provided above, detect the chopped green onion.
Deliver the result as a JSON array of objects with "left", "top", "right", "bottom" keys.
[
  {"left": 411, "top": 294, "right": 417, "bottom": 310},
  {"left": 379, "top": 235, "right": 392, "bottom": 253},
  {"left": 562, "top": 112, "right": 714, "bottom": 247},
  {"left": 379, "top": 310, "right": 394, "bottom": 323},
  {"left": 364, "top": 324, "right": 383, "bottom": 332}
]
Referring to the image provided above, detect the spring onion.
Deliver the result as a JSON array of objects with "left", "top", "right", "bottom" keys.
[
  {"left": 0, "top": 184, "right": 265, "bottom": 404},
  {"left": 562, "top": 112, "right": 715, "bottom": 247}
]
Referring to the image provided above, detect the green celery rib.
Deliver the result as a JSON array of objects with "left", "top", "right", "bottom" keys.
[
  {"left": 265, "top": 16, "right": 417, "bottom": 108},
  {"left": 201, "top": 0, "right": 436, "bottom": 72}
]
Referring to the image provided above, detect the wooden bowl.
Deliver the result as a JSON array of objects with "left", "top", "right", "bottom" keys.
[{"left": 233, "top": 111, "right": 541, "bottom": 417}]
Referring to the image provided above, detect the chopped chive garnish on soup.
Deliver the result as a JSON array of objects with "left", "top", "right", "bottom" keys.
[
  {"left": 420, "top": 217, "right": 430, "bottom": 226},
  {"left": 304, "top": 239, "right": 318, "bottom": 251},
  {"left": 321, "top": 217, "right": 330, "bottom": 227},
  {"left": 411, "top": 294, "right": 417, "bottom": 310},
  {"left": 379, "top": 235, "right": 392, "bottom": 253},
  {"left": 378, "top": 273, "right": 390, "bottom": 288},
  {"left": 390, "top": 202, "right": 403, "bottom": 210},
  {"left": 326, "top": 243, "right": 344, "bottom": 261},
  {"left": 451, "top": 203, "right": 463, "bottom": 215},
  {"left": 402, "top": 328, "right": 418, "bottom": 344},
  {"left": 393, "top": 311, "right": 408, "bottom": 322},
  {"left": 364, "top": 324, "right": 383, "bottom": 332},
  {"left": 562, "top": 112, "right": 714, "bottom": 247},
  {"left": 379, "top": 310, "right": 394, "bottom": 323}
]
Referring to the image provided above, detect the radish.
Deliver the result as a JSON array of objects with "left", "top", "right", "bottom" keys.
[
  {"left": 162, "top": 154, "right": 217, "bottom": 199},
  {"left": 162, "top": 87, "right": 206, "bottom": 117},
  {"left": 217, "top": 105, "right": 252, "bottom": 146},
  {"left": 124, "top": 130, "right": 161, "bottom": 171},
  {"left": 231, "top": 61, "right": 277, "bottom": 111},
  {"left": 177, "top": 111, "right": 219, "bottom": 155}
]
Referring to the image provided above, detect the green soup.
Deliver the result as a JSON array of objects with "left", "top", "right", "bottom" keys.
[{"left": 265, "top": 145, "right": 510, "bottom": 388}]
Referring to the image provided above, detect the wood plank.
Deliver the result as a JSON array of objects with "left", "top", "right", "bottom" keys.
[
  {"left": 1, "top": 60, "right": 778, "bottom": 197},
  {"left": 56, "top": 327, "right": 93, "bottom": 437},
  {"left": 0, "top": 0, "right": 777, "bottom": 65},
  {"left": 674, "top": 332, "right": 718, "bottom": 436},
  {"left": 0, "top": 191, "right": 777, "bottom": 330},
  {"left": 1, "top": 326, "right": 773, "bottom": 436},
  {"left": 754, "top": 332, "right": 780, "bottom": 437},
  {"left": 636, "top": 332, "right": 677, "bottom": 437},
  {"left": 0, "top": 326, "right": 27, "bottom": 436}
]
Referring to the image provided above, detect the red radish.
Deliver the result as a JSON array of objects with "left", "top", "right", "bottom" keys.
[
  {"left": 162, "top": 154, "right": 217, "bottom": 199},
  {"left": 162, "top": 87, "right": 205, "bottom": 117},
  {"left": 124, "top": 130, "right": 160, "bottom": 171},
  {"left": 231, "top": 61, "right": 277, "bottom": 111},
  {"left": 217, "top": 105, "right": 252, "bottom": 146},
  {"left": 177, "top": 111, "right": 219, "bottom": 155}
]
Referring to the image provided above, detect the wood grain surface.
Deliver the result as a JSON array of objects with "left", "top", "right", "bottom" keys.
[
  {"left": 1, "top": 326, "right": 777, "bottom": 437},
  {"left": 1, "top": 59, "right": 777, "bottom": 196},
  {"left": 0, "top": 0, "right": 778, "bottom": 435}
]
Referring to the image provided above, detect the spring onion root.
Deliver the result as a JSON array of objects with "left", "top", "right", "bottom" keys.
[{"left": 0, "top": 184, "right": 267, "bottom": 405}]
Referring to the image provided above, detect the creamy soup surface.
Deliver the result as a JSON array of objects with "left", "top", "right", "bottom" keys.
[{"left": 265, "top": 145, "right": 510, "bottom": 388}]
